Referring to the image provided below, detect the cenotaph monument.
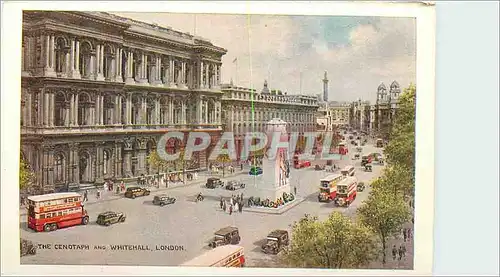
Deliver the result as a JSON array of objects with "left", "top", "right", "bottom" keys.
[{"left": 244, "top": 118, "right": 292, "bottom": 201}]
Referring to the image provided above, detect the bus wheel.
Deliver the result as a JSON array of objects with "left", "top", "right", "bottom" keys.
[
  {"left": 44, "top": 224, "right": 51, "bottom": 232},
  {"left": 51, "top": 223, "right": 58, "bottom": 231},
  {"left": 82, "top": 216, "right": 89, "bottom": 225}
]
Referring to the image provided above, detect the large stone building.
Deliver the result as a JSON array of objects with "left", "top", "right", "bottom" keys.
[
  {"left": 20, "top": 11, "right": 227, "bottom": 192},
  {"left": 349, "top": 81, "right": 402, "bottom": 137},
  {"left": 221, "top": 81, "right": 318, "bottom": 159},
  {"left": 315, "top": 101, "right": 351, "bottom": 131}
]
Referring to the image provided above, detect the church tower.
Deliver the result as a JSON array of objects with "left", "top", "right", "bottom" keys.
[{"left": 323, "top": 71, "right": 329, "bottom": 102}]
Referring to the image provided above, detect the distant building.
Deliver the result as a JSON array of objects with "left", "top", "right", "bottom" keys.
[{"left": 322, "top": 71, "right": 329, "bottom": 102}]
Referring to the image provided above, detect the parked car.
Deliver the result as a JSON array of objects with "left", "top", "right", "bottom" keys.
[
  {"left": 225, "top": 181, "right": 246, "bottom": 191},
  {"left": 152, "top": 194, "right": 176, "bottom": 206},
  {"left": 249, "top": 166, "right": 263, "bottom": 176},
  {"left": 208, "top": 226, "right": 241, "bottom": 248},
  {"left": 261, "top": 230, "right": 289, "bottom": 255},
  {"left": 96, "top": 211, "right": 126, "bottom": 226},
  {"left": 20, "top": 238, "right": 36, "bottom": 257},
  {"left": 124, "top": 187, "right": 150, "bottom": 199},
  {"left": 206, "top": 177, "right": 223, "bottom": 189}
]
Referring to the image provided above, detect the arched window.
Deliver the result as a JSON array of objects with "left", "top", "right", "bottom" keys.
[
  {"left": 54, "top": 38, "right": 67, "bottom": 74},
  {"left": 103, "top": 45, "right": 114, "bottom": 81},
  {"left": 79, "top": 42, "right": 92, "bottom": 79},
  {"left": 54, "top": 153, "right": 65, "bottom": 183},
  {"left": 54, "top": 93, "right": 66, "bottom": 126}
]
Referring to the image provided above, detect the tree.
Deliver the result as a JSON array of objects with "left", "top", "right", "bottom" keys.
[
  {"left": 357, "top": 189, "right": 412, "bottom": 265},
  {"left": 147, "top": 150, "right": 175, "bottom": 173},
  {"left": 281, "top": 212, "right": 378, "bottom": 269},
  {"left": 19, "top": 158, "right": 35, "bottom": 191},
  {"left": 371, "top": 165, "right": 415, "bottom": 199},
  {"left": 215, "top": 154, "right": 232, "bottom": 177},
  {"left": 384, "top": 84, "right": 416, "bottom": 170}
]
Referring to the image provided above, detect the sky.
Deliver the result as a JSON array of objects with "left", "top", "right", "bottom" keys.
[{"left": 114, "top": 12, "right": 416, "bottom": 103}]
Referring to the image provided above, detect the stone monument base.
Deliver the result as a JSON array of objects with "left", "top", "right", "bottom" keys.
[{"left": 244, "top": 197, "right": 305, "bottom": 215}]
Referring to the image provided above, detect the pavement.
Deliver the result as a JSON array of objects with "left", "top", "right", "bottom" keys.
[{"left": 19, "top": 139, "right": 413, "bottom": 269}]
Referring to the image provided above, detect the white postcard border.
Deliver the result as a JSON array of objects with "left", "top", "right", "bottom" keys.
[{"left": 1, "top": 1, "right": 435, "bottom": 276}]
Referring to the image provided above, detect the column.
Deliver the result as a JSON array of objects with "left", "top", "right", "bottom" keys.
[
  {"left": 69, "top": 39, "right": 75, "bottom": 77},
  {"left": 181, "top": 99, "right": 186, "bottom": 124},
  {"left": 96, "top": 44, "right": 104, "bottom": 81},
  {"left": 100, "top": 95, "right": 104, "bottom": 125},
  {"left": 50, "top": 35, "right": 55, "bottom": 70},
  {"left": 64, "top": 101, "right": 70, "bottom": 127},
  {"left": 180, "top": 61, "right": 186, "bottom": 88},
  {"left": 205, "top": 63, "right": 210, "bottom": 88},
  {"left": 74, "top": 40, "right": 81, "bottom": 79},
  {"left": 199, "top": 61, "right": 204, "bottom": 88},
  {"left": 49, "top": 93, "right": 55, "bottom": 126},
  {"left": 204, "top": 100, "right": 209, "bottom": 124},
  {"left": 43, "top": 34, "right": 56, "bottom": 77},
  {"left": 74, "top": 94, "right": 79, "bottom": 126},
  {"left": 43, "top": 92, "right": 49, "bottom": 126},
  {"left": 95, "top": 95, "right": 100, "bottom": 125},
  {"left": 141, "top": 96, "right": 147, "bottom": 124},
  {"left": 154, "top": 56, "right": 162, "bottom": 86},
  {"left": 115, "top": 48, "right": 122, "bottom": 82},
  {"left": 123, "top": 148, "right": 133, "bottom": 178},
  {"left": 169, "top": 98, "right": 174, "bottom": 125},
  {"left": 214, "top": 64, "right": 219, "bottom": 88}
]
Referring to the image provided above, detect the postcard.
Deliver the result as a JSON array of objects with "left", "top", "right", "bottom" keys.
[{"left": 1, "top": 1, "right": 436, "bottom": 276}]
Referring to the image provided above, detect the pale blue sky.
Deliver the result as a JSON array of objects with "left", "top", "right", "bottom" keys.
[{"left": 115, "top": 12, "right": 415, "bottom": 102}]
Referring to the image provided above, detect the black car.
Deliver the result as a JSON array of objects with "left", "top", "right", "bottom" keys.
[
  {"left": 96, "top": 211, "right": 126, "bottom": 226},
  {"left": 152, "top": 195, "right": 176, "bottom": 206},
  {"left": 206, "top": 177, "right": 223, "bottom": 189},
  {"left": 124, "top": 187, "right": 150, "bottom": 199},
  {"left": 225, "top": 181, "right": 245, "bottom": 191}
]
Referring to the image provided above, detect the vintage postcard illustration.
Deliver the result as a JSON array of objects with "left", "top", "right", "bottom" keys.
[{"left": 3, "top": 1, "right": 435, "bottom": 275}]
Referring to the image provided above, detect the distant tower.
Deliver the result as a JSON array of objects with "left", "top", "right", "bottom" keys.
[{"left": 323, "top": 71, "right": 329, "bottom": 102}]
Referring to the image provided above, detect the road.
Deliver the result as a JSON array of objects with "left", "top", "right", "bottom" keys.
[{"left": 20, "top": 142, "right": 387, "bottom": 267}]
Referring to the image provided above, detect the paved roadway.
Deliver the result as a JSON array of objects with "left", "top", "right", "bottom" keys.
[{"left": 20, "top": 141, "right": 387, "bottom": 268}]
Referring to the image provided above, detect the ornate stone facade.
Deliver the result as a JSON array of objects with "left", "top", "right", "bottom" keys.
[
  {"left": 20, "top": 11, "right": 226, "bottom": 192},
  {"left": 220, "top": 81, "right": 318, "bottom": 159}
]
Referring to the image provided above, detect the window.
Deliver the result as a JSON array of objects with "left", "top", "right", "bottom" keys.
[
  {"left": 58, "top": 212, "right": 62, "bottom": 216},
  {"left": 46, "top": 213, "right": 52, "bottom": 219}
]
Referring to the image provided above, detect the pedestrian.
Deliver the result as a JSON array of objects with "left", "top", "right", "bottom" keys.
[
  {"left": 235, "top": 202, "right": 239, "bottom": 213},
  {"left": 103, "top": 182, "right": 108, "bottom": 192},
  {"left": 407, "top": 228, "right": 412, "bottom": 239},
  {"left": 116, "top": 186, "right": 120, "bottom": 194},
  {"left": 403, "top": 228, "right": 407, "bottom": 242},
  {"left": 392, "top": 245, "right": 397, "bottom": 261},
  {"left": 109, "top": 182, "right": 113, "bottom": 192},
  {"left": 220, "top": 198, "right": 224, "bottom": 210},
  {"left": 239, "top": 202, "right": 243, "bottom": 213},
  {"left": 401, "top": 244, "right": 406, "bottom": 257},
  {"left": 96, "top": 190, "right": 101, "bottom": 200},
  {"left": 229, "top": 204, "right": 233, "bottom": 215},
  {"left": 83, "top": 190, "right": 88, "bottom": 202},
  {"left": 121, "top": 182, "right": 125, "bottom": 192},
  {"left": 294, "top": 186, "right": 297, "bottom": 195},
  {"left": 411, "top": 217, "right": 414, "bottom": 224},
  {"left": 230, "top": 197, "right": 234, "bottom": 206},
  {"left": 398, "top": 246, "right": 403, "bottom": 261},
  {"left": 223, "top": 201, "right": 227, "bottom": 212},
  {"left": 240, "top": 163, "right": 243, "bottom": 171},
  {"left": 240, "top": 193, "right": 244, "bottom": 201}
]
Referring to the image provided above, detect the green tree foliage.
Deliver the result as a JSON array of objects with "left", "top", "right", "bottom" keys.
[
  {"left": 19, "top": 158, "right": 34, "bottom": 191},
  {"left": 371, "top": 165, "right": 415, "bottom": 199},
  {"left": 215, "top": 154, "right": 232, "bottom": 177},
  {"left": 281, "top": 212, "right": 378, "bottom": 269},
  {"left": 357, "top": 189, "right": 412, "bottom": 264},
  {"left": 384, "top": 84, "right": 416, "bottom": 170}
]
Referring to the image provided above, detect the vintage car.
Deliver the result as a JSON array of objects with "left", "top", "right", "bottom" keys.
[
  {"left": 208, "top": 226, "right": 241, "bottom": 248},
  {"left": 152, "top": 194, "right": 176, "bottom": 206},
  {"left": 357, "top": 182, "right": 366, "bottom": 192},
  {"left": 206, "top": 177, "right": 224, "bottom": 189},
  {"left": 124, "top": 186, "right": 150, "bottom": 199},
  {"left": 262, "top": 230, "right": 289, "bottom": 255},
  {"left": 315, "top": 164, "right": 325, "bottom": 171},
  {"left": 225, "top": 180, "right": 246, "bottom": 191},
  {"left": 249, "top": 166, "right": 263, "bottom": 176},
  {"left": 353, "top": 153, "right": 360, "bottom": 160},
  {"left": 356, "top": 147, "right": 363, "bottom": 152},
  {"left": 96, "top": 211, "right": 126, "bottom": 226},
  {"left": 20, "top": 238, "right": 36, "bottom": 257},
  {"left": 364, "top": 164, "right": 373, "bottom": 172}
]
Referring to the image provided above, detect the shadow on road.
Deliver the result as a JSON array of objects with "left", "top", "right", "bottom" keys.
[
  {"left": 142, "top": 200, "right": 155, "bottom": 206},
  {"left": 19, "top": 222, "right": 35, "bottom": 233},
  {"left": 253, "top": 238, "right": 267, "bottom": 247},
  {"left": 250, "top": 246, "right": 265, "bottom": 254}
]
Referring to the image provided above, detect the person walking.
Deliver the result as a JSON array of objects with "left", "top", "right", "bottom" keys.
[
  {"left": 96, "top": 190, "right": 101, "bottom": 200},
  {"left": 116, "top": 186, "right": 120, "bottom": 194},
  {"left": 235, "top": 202, "right": 239, "bottom": 213},
  {"left": 401, "top": 244, "right": 407, "bottom": 257},
  {"left": 220, "top": 198, "right": 224, "bottom": 210},
  {"left": 398, "top": 245, "right": 404, "bottom": 261},
  {"left": 83, "top": 190, "right": 88, "bottom": 202},
  {"left": 407, "top": 228, "right": 412, "bottom": 239},
  {"left": 403, "top": 228, "right": 408, "bottom": 242},
  {"left": 223, "top": 201, "right": 227, "bottom": 212},
  {"left": 240, "top": 163, "right": 243, "bottom": 171},
  {"left": 238, "top": 202, "right": 243, "bottom": 213},
  {"left": 294, "top": 186, "right": 297, "bottom": 196},
  {"left": 229, "top": 204, "right": 233, "bottom": 215},
  {"left": 392, "top": 245, "right": 397, "bottom": 261}
]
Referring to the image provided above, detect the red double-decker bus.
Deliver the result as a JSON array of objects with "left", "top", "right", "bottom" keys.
[{"left": 26, "top": 192, "right": 89, "bottom": 232}]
